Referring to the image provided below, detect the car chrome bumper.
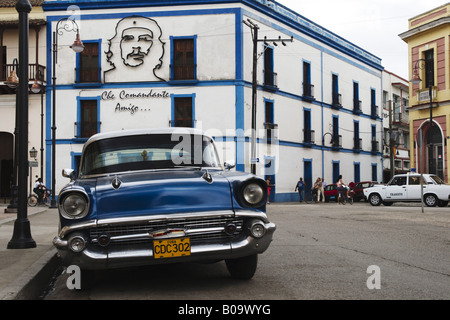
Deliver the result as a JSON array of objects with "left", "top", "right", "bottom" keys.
[{"left": 53, "top": 210, "right": 276, "bottom": 270}]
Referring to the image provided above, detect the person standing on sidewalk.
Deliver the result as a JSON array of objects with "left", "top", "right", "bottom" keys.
[
  {"left": 316, "top": 177, "right": 325, "bottom": 203},
  {"left": 295, "top": 178, "right": 306, "bottom": 202}
]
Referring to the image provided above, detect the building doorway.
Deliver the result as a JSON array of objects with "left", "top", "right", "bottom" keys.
[
  {"left": 0, "top": 132, "right": 14, "bottom": 200},
  {"left": 426, "top": 125, "right": 444, "bottom": 180}
]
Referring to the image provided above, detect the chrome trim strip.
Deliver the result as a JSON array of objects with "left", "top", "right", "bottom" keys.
[{"left": 58, "top": 210, "right": 261, "bottom": 239}]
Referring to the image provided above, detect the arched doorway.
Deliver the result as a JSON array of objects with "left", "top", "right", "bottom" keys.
[
  {"left": 0, "top": 132, "right": 14, "bottom": 199},
  {"left": 426, "top": 125, "right": 444, "bottom": 180}
]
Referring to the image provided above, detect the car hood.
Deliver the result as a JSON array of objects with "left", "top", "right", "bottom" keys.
[{"left": 92, "top": 169, "right": 232, "bottom": 219}]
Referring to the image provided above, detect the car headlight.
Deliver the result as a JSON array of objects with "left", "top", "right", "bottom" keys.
[
  {"left": 59, "top": 192, "right": 89, "bottom": 220},
  {"left": 249, "top": 220, "right": 266, "bottom": 238},
  {"left": 242, "top": 182, "right": 265, "bottom": 207}
]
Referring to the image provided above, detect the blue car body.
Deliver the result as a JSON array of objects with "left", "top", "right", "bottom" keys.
[{"left": 53, "top": 128, "right": 275, "bottom": 280}]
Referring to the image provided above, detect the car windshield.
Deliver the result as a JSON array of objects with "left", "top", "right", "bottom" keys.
[
  {"left": 429, "top": 175, "right": 445, "bottom": 185},
  {"left": 80, "top": 133, "right": 221, "bottom": 176}
]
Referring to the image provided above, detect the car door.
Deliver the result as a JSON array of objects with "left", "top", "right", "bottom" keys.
[
  {"left": 407, "top": 175, "right": 425, "bottom": 200},
  {"left": 385, "top": 176, "right": 407, "bottom": 200}
]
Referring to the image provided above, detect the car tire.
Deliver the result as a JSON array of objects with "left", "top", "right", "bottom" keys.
[
  {"left": 78, "top": 269, "right": 98, "bottom": 290},
  {"left": 225, "top": 254, "right": 258, "bottom": 280},
  {"left": 369, "top": 194, "right": 382, "bottom": 206},
  {"left": 438, "top": 200, "right": 449, "bottom": 207},
  {"left": 424, "top": 194, "right": 437, "bottom": 207}
]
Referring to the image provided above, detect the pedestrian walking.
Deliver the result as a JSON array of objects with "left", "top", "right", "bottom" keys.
[
  {"left": 266, "top": 176, "right": 274, "bottom": 204},
  {"left": 295, "top": 177, "right": 306, "bottom": 202}
]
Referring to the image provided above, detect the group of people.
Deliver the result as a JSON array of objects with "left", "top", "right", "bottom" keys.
[
  {"left": 295, "top": 175, "right": 351, "bottom": 204},
  {"left": 295, "top": 177, "right": 326, "bottom": 203}
]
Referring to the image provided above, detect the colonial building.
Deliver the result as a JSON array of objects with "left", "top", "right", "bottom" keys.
[
  {"left": 400, "top": 3, "right": 450, "bottom": 182},
  {"left": 0, "top": 0, "right": 46, "bottom": 202},
  {"left": 382, "top": 70, "right": 410, "bottom": 183},
  {"left": 32, "top": 0, "right": 384, "bottom": 201}
]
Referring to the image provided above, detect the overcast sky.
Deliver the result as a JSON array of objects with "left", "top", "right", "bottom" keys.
[{"left": 276, "top": 0, "right": 446, "bottom": 79}]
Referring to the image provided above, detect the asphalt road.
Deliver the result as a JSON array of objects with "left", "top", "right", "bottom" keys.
[{"left": 43, "top": 202, "right": 450, "bottom": 300}]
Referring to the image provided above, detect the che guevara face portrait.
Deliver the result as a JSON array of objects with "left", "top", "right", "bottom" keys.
[
  {"left": 105, "top": 16, "right": 166, "bottom": 82},
  {"left": 120, "top": 27, "right": 154, "bottom": 67}
]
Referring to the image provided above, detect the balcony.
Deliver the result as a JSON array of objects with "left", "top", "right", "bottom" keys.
[
  {"left": 302, "top": 83, "right": 315, "bottom": 101},
  {"left": 263, "top": 70, "right": 278, "bottom": 92},
  {"left": 303, "top": 129, "right": 315, "bottom": 146},
  {"left": 264, "top": 122, "right": 278, "bottom": 143},
  {"left": 353, "top": 137, "right": 362, "bottom": 152},
  {"left": 1, "top": 63, "right": 46, "bottom": 94},
  {"left": 353, "top": 100, "right": 362, "bottom": 114},
  {"left": 393, "top": 112, "right": 409, "bottom": 125},
  {"left": 331, "top": 93, "right": 342, "bottom": 110},
  {"left": 331, "top": 134, "right": 342, "bottom": 149},
  {"left": 371, "top": 105, "right": 379, "bottom": 119},
  {"left": 371, "top": 140, "right": 379, "bottom": 154}
]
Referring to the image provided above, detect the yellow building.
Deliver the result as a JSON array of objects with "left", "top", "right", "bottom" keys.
[{"left": 400, "top": 3, "right": 450, "bottom": 183}]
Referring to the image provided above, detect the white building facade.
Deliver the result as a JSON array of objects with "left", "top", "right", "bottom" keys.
[{"left": 43, "top": 0, "right": 384, "bottom": 201}]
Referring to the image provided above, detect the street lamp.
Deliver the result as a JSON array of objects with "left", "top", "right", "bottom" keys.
[
  {"left": 410, "top": 58, "right": 434, "bottom": 174},
  {"left": 50, "top": 18, "right": 84, "bottom": 208},
  {"left": 7, "top": 0, "right": 36, "bottom": 249},
  {"left": 5, "top": 58, "right": 19, "bottom": 89}
]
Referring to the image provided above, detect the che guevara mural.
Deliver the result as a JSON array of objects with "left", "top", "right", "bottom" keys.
[{"left": 104, "top": 15, "right": 166, "bottom": 82}]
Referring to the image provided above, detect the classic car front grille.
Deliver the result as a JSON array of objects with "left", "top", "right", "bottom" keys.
[{"left": 89, "top": 216, "right": 244, "bottom": 246}]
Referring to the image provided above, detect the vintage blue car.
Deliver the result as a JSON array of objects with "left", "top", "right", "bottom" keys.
[{"left": 53, "top": 128, "right": 275, "bottom": 286}]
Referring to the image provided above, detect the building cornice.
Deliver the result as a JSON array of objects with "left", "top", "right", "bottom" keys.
[
  {"left": 43, "top": 0, "right": 383, "bottom": 71},
  {"left": 399, "top": 16, "right": 450, "bottom": 41}
]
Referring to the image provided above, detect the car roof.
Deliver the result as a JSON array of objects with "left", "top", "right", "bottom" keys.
[{"left": 84, "top": 127, "right": 212, "bottom": 148}]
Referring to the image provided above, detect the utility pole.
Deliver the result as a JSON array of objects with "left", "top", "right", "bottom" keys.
[
  {"left": 389, "top": 100, "right": 394, "bottom": 179},
  {"left": 243, "top": 19, "right": 293, "bottom": 175}
]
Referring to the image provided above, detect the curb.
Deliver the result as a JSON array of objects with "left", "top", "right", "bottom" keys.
[{"left": 0, "top": 247, "right": 60, "bottom": 300}]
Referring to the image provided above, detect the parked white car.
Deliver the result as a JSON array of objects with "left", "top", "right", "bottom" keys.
[{"left": 364, "top": 173, "right": 450, "bottom": 207}]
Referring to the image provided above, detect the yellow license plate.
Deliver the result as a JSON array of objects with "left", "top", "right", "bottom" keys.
[{"left": 153, "top": 237, "right": 191, "bottom": 259}]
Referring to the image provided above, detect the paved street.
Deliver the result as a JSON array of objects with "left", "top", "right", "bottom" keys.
[{"left": 44, "top": 202, "right": 450, "bottom": 300}]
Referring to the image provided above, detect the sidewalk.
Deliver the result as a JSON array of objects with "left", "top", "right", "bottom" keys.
[{"left": 0, "top": 204, "right": 59, "bottom": 300}]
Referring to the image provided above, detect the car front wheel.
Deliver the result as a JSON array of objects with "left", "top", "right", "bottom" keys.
[
  {"left": 369, "top": 193, "right": 382, "bottom": 206},
  {"left": 424, "top": 194, "right": 437, "bottom": 207},
  {"left": 225, "top": 254, "right": 258, "bottom": 280}
]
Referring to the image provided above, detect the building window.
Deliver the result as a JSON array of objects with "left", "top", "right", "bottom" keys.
[
  {"left": 332, "top": 74, "right": 341, "bottom": 108},
  {"left": 332, "top": 115, "right": 341, "bottom": 148},
  {"left": 303, "top": 108, "right": 314, "bottom": 144},
  {"left": 172, "top": 96, "right": 194, "bottom": 127},
  {"left": 371, "top": 125, "right": 378, "bottom": 153},
  {"left": 302, "top": 61, "right": 313, "bottom": 98},
  {"left": 370, "top": 88, "right": 378, "bottom": 118},
  {"left": 354, "top": 162, "right": 360, "bottom": 183},
  {"left": 77, "top": 42, "right": 100, "bottom": 83},
  {"left": 353, "top": 121, "right": 361, "bottom": 150},
  {"left": 353, "top": 81, "right": 361, "bottom": 114},
  {"left": 264, "top": 100, "right": 276, "bottom": 143},
  {"left": 78, "top": 99, "right": 99, "bottom": 138},
  {"left": 264, "top": 45, "right": 277, "bottom": 88},
  {"left": 171, "top": 37, "right": 196, "bottom": 81},
  {"left": 371, "top": 164, "right": 377, "bottom": 182},
  {"left": 424, "top": 49, "right": 434, "bottom": 88}
]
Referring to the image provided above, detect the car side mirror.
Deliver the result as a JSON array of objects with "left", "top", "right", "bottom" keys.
[
  {"left": 62, "top": 168, "right": 75, "bottom": 180},
  {"left": 224, "top": 160, "right": 236, "bottom": 170}
]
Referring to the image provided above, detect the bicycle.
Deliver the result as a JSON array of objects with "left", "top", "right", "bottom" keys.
[
  {"left": 338, "top": 188, "right": 353, "bottom": 205},
  {"left": 28, "top": 189, "right": 51, "bottom": 207},
  {"left": 304, "top": 190, "right": 318, "bottom": 204}
]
